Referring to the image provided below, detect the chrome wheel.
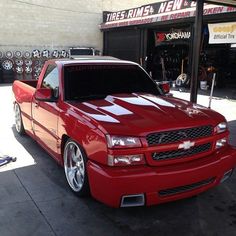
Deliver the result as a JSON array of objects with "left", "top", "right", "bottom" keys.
[
  {"left": 176, "top": 73, "right": 188, "bottom": 87},
  {"left": 64, "top": 140, "right": 89, "bottom": 194},
  {"left": 14, "top": 103, "right": 24, "bottom": 134}
]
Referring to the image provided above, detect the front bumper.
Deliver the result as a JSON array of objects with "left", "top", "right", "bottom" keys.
[{"left": 87, "top": 146, "right": 236, "bottom": 208}]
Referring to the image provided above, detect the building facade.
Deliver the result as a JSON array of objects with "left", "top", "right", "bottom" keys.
[
  {"left": 0, "top": 0, "right": 159, "bottom": 82},
  {"left": 101, "top": 0, "right": 236, "bottom": 89}
]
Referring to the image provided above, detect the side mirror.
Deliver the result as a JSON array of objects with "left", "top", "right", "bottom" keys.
[
  {"left": 35, "top": 88, "right": 53, "bottom": 101},
  {"left": 158, "top": 81, "right": 170, "bottom": 94}
]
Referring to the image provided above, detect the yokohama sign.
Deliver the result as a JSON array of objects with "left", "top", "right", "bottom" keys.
[
  {"left": 155, "top": 27, "right": 191, "bottom": 45},
  {"left": 100, "top": 0, "right": 236, "bottom": 29},
  {"left": 156, "top": 31, "right": 191, "bottom": 43}
]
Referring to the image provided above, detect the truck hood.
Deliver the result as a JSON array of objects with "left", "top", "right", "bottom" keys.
[{"left": 68, "top": 93, "right": 225, "bottom": 135}]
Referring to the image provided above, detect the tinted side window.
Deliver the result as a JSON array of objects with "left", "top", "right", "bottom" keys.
[{"left": 41, "top": 65, "right": 59, "bottom": 99}]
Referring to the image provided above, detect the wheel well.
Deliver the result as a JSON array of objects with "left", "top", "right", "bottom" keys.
[
  {"left": 61, "top": 135, "right": 89, "bottom": 162},
  {"left": 61, "top": 134, "right": 70, "bottom": 156}
]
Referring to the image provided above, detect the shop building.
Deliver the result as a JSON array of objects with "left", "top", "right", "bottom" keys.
[{"left": 101, "top": 0, "right": 236, "bottom": 89}]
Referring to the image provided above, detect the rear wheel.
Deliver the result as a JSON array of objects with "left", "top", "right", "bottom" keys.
[
  {"left": 14, "top": 103, "right": 25, "bottom": 135},
  {"left": 63, "top": 139, "right": 90, "bottom": 196}
]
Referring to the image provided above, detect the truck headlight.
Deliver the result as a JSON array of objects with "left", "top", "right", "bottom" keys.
[
  {"left": 106, "top": 135, "right": 142, "bottom": 149},
  {"left": 108, "top": 154, "right": 146, "bottom": 166},
  {"left": 216, "top": 138, "right": 228, "bottom": 149},
  {"left": 215, "top": 122, "right": 227, "bottom": 134}
]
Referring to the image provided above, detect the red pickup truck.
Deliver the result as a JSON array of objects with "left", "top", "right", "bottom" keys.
[{"left": 12, "top": 56, "right": 236, "bottom": 207}]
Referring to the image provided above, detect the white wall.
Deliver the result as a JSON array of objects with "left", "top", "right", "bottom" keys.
[
  {"left": 0, "top": 0, "right": 162, "bottom": 53},
  {"left": 103, "top": 0, "right": 163, "bottom": 11}
]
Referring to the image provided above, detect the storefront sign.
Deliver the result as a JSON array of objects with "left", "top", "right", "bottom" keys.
[
  {"left": 104, "top": 0, "right": 196, "bottom": 23},
  {"left": 155, "top": 29, "right": 191, "bottom": 44},
  {"left": 100, "top": 0, "right": 236, "bottom": 29},
  {"left": 208, "top": 22, "right": 236, "bottom": 44}
]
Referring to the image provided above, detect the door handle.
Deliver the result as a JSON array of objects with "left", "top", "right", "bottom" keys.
[{"left": 34, "top": 101, "right": 39, "bottom": 108}]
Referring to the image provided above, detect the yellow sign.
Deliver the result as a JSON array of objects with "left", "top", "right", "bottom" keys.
[
  {"left": 213, "top": 24, "right": 236, "bottom": 33},
  {"left": 208, "top": 22, "right": 236, "bottom": 44}
]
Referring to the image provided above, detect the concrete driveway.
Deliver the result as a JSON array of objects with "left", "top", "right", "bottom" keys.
[{"left": 0, "top": 84, "right": 236, "bottom": 236}]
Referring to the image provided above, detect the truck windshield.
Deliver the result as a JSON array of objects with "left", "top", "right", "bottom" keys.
[{"left": 64, "top": 64, "right": 161, "bottom": 101}]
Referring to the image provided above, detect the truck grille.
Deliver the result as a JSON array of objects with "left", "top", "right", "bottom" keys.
[
  {"left": 146, "top": 125, "right": 213, "bottom": 146},
  {"left": 159, "top": 177, "right": 216, "bottom": 197},
  {"left": 152, "top": 143, "right": 211, "bottom": 161}
]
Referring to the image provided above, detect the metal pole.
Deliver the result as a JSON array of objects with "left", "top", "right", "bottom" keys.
[
  {"left": 190, "top": 0, "right": 204, "bottom": 103},
  {"left": 208, "top": 73, "right": 216, "bottom": 108}
]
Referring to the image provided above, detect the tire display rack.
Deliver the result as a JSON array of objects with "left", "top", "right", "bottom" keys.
[{"left": 0, "top": 49, "right": 69, "bottom": 83}]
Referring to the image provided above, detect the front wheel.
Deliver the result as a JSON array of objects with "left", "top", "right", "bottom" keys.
[
  {"left": 14, "top": 103, "right": 25, "bottom": 135},
  {"left": 63, "top": 139, "right": 90, "bottom": 196}
]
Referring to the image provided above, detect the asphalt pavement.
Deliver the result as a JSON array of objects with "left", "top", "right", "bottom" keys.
[{"left": 0, "top": 84, "right": 236, "bottom": 236}]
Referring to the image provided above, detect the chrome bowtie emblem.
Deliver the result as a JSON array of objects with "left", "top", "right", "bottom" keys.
[{"left": 178, "top": 140, "right": 195, "bottom": 150}]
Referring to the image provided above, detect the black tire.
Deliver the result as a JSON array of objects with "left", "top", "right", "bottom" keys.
[
  {"left": 14, "top": 103, "right": 25, "bottom": 135},
  {"left": 63, "top": 139, "right": 90, "bottom": 196}
]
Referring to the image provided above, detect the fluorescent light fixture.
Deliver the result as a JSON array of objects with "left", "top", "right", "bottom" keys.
[{"left": 231, "top": 44, "right": 236, "bottom": 48}]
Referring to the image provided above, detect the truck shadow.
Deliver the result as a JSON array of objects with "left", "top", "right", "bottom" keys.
[
  {"left": 11, "top": 125, "right": 68, "bottom": 190},
  {"left": 0, "top": 83, "right": 12, "bottom": 87}
]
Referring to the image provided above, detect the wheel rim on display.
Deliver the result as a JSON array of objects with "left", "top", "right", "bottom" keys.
[
  {"left": 15, "top": 59, "right": 23, "bottom": 66},
  {"left": 32, "top": 49, "right": 41, "bottom": 58},
  {"left": 52, "top": 50, "right": 59, "bottom": 58},
  {"left": 14, "top": 51, "right": 22, "bottom": 58},
  {"left": 42, "top": 50, "right": 50, "bottom": 58},
  {"left": 0, "top": 51, "right": 3, "bottom": 59},
  {"left": 16, "top": 66, "right": 23, "bottom": 74},
  {"left": 24, "top": 51, "right": 31, "bottom": 59},
  {"left": 15, "top": 104, "right": 22, "bottom": 133},
  {"left": 64, "top": 141, "right": 85, "bottom": 192},
  {"left": 34, "top": 60, "right": 40, "bottom": 66},
  {"left": 2, "top": 60, "right": 13, "bottom": 70},
  {"left": 5, "top": 51, "right": 13, "bottom": 59},
  {"left": 61, "top": 50, "right": 68, "bottom": 58},
  {"left": 34, "top": 66, "right": 42, "bottom": 74},
  {"left": 24, "top": 59, "right": 32, "bottom": 66},
  {"left": 176, "top": 73, "right": 188, "bottom": 86},
  {"left": 33, "top": 73, "right": 39, "bottom": 80},
  {"left": 25, "top": 66, "right": 32, "bottom": 74}
]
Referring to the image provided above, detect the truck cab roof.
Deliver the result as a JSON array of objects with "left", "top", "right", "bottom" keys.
[{"left": 47, "top": 56, "right": 138, "bottom": 66}]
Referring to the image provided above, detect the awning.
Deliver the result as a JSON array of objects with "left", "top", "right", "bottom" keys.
[{"left": 100, "top": 1, "right": 236, "bottom": 30}]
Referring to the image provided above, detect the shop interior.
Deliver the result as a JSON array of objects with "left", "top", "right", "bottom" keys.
[{"left": 146, "top": 25, "right": 236, "bottom": 90}]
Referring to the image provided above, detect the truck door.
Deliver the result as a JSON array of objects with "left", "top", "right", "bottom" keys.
[{"left": 32, "top": 64, "right": 60, "bottom": 157}]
